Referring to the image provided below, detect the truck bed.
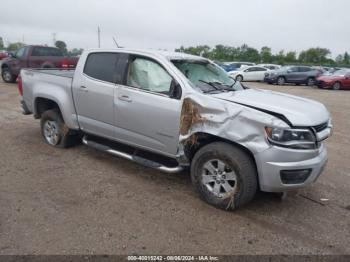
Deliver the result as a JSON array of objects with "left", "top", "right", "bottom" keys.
[
  {"left": 21, "top": 68, "right": 79, "bottom": 129},
  {"left": 24, "top": 68, "right": 75, "bottom": 78}
]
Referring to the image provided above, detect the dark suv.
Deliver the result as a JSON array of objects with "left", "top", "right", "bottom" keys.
[{"left": 264, "top": 66, "right": 320, "bottom": 86}]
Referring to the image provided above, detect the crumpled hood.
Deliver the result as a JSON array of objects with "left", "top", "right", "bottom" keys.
[{"left": 212, "top": 89, "right": 330, "bottom": 126}]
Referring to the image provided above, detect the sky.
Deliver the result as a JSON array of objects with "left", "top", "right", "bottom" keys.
[{"left": 0, "top": 0, "right": 349, "bottom": 57}]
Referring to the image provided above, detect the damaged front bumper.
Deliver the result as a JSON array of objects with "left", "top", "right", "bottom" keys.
[{"left": 255, "top": 143, "right": 328, "bottom": 192}]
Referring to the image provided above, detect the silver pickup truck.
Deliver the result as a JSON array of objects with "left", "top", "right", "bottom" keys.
[{"left": 19, "top": 49, "right": 332, "bottom": 211}]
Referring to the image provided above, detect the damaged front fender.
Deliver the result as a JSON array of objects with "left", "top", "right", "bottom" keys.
[{"left": 178, "top": 93, "right": 289, "bottom": 161}]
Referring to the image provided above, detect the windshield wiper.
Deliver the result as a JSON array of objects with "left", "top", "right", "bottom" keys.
[{"left": 198, "top": 80, "right": 220, "bottom": 91}]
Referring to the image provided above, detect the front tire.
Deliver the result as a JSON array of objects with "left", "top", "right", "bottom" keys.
[
  {"left": 191, "top": 142, "right": 257, "bottom": 211},
  {"left": 332, "top": 82, "right": 341, "bottom": 90},
  {"left": 40, "top": 109, "right": 78, "bottom": 148},
  {"left": 307, "top": 77, "right": 315, "bottom": 86},
  {"left": 1, "top": 67, "right": 16, "bottom": 83},
  {"left": 277, "top": 76, "right": 285, "bottom": 85},
  {"left": 235, "top": 75, "right": 243, "bottom": 82}
]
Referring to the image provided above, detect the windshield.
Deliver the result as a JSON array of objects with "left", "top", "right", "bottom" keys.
[
  {"left": 333, "top": 69, "right": 349, "bottom": 76},
  {"left": 172, "top": 60, "right": 244, "bottom": 93}
]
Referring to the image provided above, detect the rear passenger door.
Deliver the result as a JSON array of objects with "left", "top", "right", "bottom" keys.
[
  {"left": 298, "top": 66, "right": 312, "bottom": 81},
  {"left": 72, "top": 52, "right": 119, "bottom": 139},
  {"left": 285, "top": 66, "right": 300, "bottom": 82},
  {"left": 114, "top": 55, "right": 182, "bottom": 156}
]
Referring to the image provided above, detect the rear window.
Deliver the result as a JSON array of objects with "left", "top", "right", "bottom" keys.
[
  {"left": 32, "top": 47, "right": 63, "bottom": 57},
  {"left": 83, "top": 53, "right": 119, "bottom": 83}
]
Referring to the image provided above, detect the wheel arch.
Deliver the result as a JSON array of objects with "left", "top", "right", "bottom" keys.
[
  {"left": 34, "top": 97, "right": 62, "bottom": 119},
  {"left": 183, "top": 132, "right": 257, "bottom": 168}
]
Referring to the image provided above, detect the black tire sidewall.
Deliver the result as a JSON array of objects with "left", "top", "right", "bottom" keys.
[
  {"left": 333, "top": 82, "right": 341, "bottom": 90},
  {"left": 2, "top": 68, "right": 16, "bottom": 83},
  {"left": 277, "top": 77, "right": 285, "bottom": 85},
  {"left": 307, "top": 78, "right": 315, "bottom": 86},
  {"left": 40, "top": 110, "right": 67, "bottom": 147},
  {"left": 191, "top": 142, "right": 257, "bottom": 211},
  {"left": 236, "top": 75, "right": 243, "bottom": 82}
]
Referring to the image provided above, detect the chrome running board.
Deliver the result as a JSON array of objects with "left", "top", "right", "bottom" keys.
[{"left": 82, "top": 136, "right": 184, "bottom": 174}]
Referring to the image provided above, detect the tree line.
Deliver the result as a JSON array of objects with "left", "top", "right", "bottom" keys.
[
  {"left": 0, "top": 37, "right": 83, "bottom": 57},
  {"left": 175, "top": 44, "right": 350, "bottom": 68}
]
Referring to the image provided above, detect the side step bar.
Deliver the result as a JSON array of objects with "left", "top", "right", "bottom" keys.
[{"left": 82, "top": 136, "right": 184, "bottom": 174}]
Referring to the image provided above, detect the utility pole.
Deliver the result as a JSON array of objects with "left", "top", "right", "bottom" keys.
[
  {"left": 52, "top": 32, "right": 56, "bottom": 45},
  {"left": 97, "top": 26, "right": 101, "bottom": 48}
]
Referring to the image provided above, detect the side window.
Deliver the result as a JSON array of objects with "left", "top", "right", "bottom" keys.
[
  {"left": 16, "top": 47, "right": 26, "bottom": 58},
  {"left": 300, "top": 67, "right": 311, "bottom": 72},
  {"left": 83, "top": 53, "right": 118, "bottom": 83},
  {"left": 127, "top": 57, "right": 173, "bottom": 94},
  {"left": 32, "top": 47, "right": 43, "bottom": 56},
  {"left": 289, "top": 67, "right": 298, "bottom": 72}
]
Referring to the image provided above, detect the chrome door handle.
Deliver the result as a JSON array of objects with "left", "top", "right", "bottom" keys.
[
  {"left": 79, "top": 86, "right": 88, "bottom": 92},
  {"left": 118, "top": 95, "right": 132, "bottom": 102}
]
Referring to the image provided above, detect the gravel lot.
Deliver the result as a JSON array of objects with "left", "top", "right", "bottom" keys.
[{"left": 0, "top": 80, "right": 349, "bottom": 255}]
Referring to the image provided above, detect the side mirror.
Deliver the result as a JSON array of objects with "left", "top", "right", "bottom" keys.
[
  {"left": 345, "top": 74, "right": 350, "bottom": 79},
  {"left": 287, "top": 70, "right": 292, "bottom": 73},
  {"left": 8, "top": 52, "right": 16, "bottom": 58},
  {"left": 169, "top": 79, "right": 182, "bottom": 99}
]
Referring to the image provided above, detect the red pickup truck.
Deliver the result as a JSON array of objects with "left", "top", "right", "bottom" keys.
[{"left": 1, "top": 45, "right": 78, "bottom": 83}]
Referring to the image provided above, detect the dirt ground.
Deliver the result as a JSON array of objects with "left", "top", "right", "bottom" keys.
[{"left": 0, "top": 80, "right": 349, "bottom": 255}]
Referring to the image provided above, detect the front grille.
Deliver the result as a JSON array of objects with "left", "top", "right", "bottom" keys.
[{"left": 313, "top": 122, "right": 328, "bottom": 132}]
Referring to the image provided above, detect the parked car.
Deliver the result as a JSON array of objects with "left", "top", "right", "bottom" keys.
[
  {"left": 264, "top": 65, "right": 321, "bottom": 86},
  {"left": 0, "top": 50, "right": 9, "bottom": 60},
  {"left": 1, "top": 45, "right": 79, "bottom": 83},
  {"left": 257, "top": 64, "right": 281, "bottom": 70},
  {"left": 19, "top": 49, "right": 332, "bottom": 211},
  {"left": 228, "top": 66, "right": 270, "bottom": 82},
  {"left": 316, "top": 69, "right": 350, "bottom": 90},
  {"left": 221, "top": 62, "right": 256, "bottom": 72}
]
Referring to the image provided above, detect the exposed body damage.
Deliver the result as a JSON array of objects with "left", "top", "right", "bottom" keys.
[
  {"left": 20, "top": 48, "right": 332, "bottom": 210},
  {"left": 179, "top": 93, "right": 287, "bottom": 154}
]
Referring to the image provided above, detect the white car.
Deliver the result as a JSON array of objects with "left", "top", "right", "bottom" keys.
[
  {"left": 257, "top": 64, "right": 281, "bottom": 70},
  {"left": 229, "top": 66, "right": 270, "bottom": 82}
]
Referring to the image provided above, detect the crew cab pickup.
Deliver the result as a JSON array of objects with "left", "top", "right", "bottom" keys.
[
  {"left": 19, "top": 49, "right": 332, "bottom": 211},
  {"left": 1, "top": 45, "right": 78, "bottom": 83}
]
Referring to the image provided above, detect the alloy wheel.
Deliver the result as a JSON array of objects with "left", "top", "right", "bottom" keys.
[{"left": 201, "top": 159, "right": 238, "bottom": 198}]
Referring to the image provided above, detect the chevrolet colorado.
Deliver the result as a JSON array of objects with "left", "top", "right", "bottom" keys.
[{"left": 19, "top": 49, "right": 332, "bottom": 210}]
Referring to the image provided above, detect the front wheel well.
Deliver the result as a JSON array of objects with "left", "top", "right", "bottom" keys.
[
  {"left": 184, "top": 132, "right": 255, "bottom": 164},
  {"left": 35, "top": 97, "right": 61, "bottom": 118}
]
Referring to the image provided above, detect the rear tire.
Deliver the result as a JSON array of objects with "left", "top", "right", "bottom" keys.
[
  {"left": 332, "top": 82, "right": 341, "bottom": 90},
  {"left": 307, "top": 77, "right": 315, "bottom": 86},
  {"left": 40, "top": 109, "right": 79, "bottom": 148},
  {"left": 277, "top": 76, "right": 285, "bottom": 85},
  {"left": 1, "top": 67, "right": 16, "bottom": 83},
  {"left": 191, "top": 142, "right": 257, "bottom": 211}
]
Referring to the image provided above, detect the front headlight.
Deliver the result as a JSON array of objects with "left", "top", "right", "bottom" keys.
[{"left": 265, "top": 127, "right": 316, "bottom": 149}]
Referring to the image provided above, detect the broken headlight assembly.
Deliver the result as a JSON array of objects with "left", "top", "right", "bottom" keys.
[{"left": 265, "top": 127, "right": 316, "bottom": 149}]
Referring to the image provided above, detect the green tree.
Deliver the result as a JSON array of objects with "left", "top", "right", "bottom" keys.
[
  {"left": 68, "top": 48, "right": 84, "bottom": 56},
  {"left": 343, "top": 52, "right": 350, "bottom": 64},
  {"left": 335, "top": 54, "right": 343, "bottom": 64},
  {"left": 298, "top": 48, "right": 331, "bottom": 64},
  {"left": 285, "top": 51, "right": 297, "bottom": 63},
  {"left": 238, "top": 44, "right": 260, "bottom": 62},
  {"left": 272, "top": 50, "right": 285, "bottom": 65},
  {"left": 260, "top": 46, "right": 272, "bottom": 63},
  {"left": 7, "top": 42, "right": 25, "bottom": 51},
  {"left": 0, "top": 37, "right": 4, "bottom": 49},
  {"left": 55, "top": 40, "right": 67, "bottom": 55}
]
